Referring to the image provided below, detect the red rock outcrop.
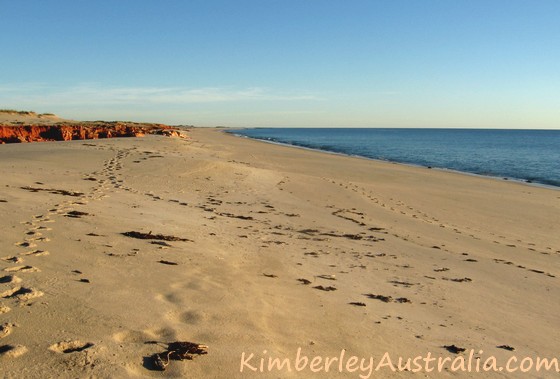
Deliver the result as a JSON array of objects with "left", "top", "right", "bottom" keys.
[{"left": 0, "top": 122, "right": 185, "bottom": 144}]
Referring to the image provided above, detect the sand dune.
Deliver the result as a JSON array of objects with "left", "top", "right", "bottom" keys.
[
  {"left": 0, "top": 128, "right": 558, "bottom": 378},
  {"left": 0, "top": 110, "right": 73, "bottom": 126}
]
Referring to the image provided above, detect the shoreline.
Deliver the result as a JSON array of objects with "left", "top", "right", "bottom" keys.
[
  {"left": 224, "top": 129, "right": 560, "bottom": 191},
  {"left": 1, "top": 128, "right": 558, "bottom": 378}
]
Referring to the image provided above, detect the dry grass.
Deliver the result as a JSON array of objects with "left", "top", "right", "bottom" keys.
[{"left": 0, "top": 109, "right": 36, "bottom": 115}]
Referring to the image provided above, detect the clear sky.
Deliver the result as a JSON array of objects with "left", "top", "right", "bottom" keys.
[{"left": 1, "top": 0, "right": 559, "bottom": 128}]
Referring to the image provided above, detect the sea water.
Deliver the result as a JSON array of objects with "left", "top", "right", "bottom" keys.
[{"left": 228, "top": 128, "right": 560, "bottom": 188}]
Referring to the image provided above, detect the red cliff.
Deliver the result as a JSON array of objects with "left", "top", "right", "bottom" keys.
[{"left": 0, "top": 122, "right": 185, "bottom": 144}]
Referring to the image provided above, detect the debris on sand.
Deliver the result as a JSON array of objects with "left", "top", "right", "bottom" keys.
[
  {"left": 394, "top": 297, "right": 412, "bottom": 303},
  {"left": 443, "top": 277, "right": 472, "bottom": 283},
  {"left": 313, "top": 285, "right": 337, "bottom": 291},
  {"left": 148, "top": 341, "right": 208, "bottom": 371},
  {"left": 121, "top": 231, "right": 192, "bottom": 242},
  {"left": 364, "top": 294, "right": 411, "bottom": 303},
  {"left": 217, "top": 212, "right": 254, "bottom": 220},
  {"left": 316, "top": 274, "right": 336, "bottom": 281},
  {"left": 20, "top": 186, "right": 84, "bottom": 197},
  {"left": 65, "top": 211, "right": 90, "bottom": 218},
  {"left": 158, "top": 260, "right": 178, "bottom": 266},
  {"left": 349, "top": 302, "right": 366, "bottom": 307},
  {"left": 151, "top": 241, "right": 173, "bottom": 247},
  {"left": 443, "top": 345, "right": 466, "bottom": 354},
  {"left": 365, "top": 294, "right": 392, "bottom": 303},
  {"left": 497, "top": 345, "right": 515, "bottom": 351}
]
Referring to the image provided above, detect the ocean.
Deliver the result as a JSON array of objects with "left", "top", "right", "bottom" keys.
[{"left": 228, "top": 128, "right": 560, "bottom": 188}]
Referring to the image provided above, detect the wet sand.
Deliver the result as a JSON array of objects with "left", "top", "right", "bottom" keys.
[{"left": 0, "top": 128, "right": 559, "bottom": 378}]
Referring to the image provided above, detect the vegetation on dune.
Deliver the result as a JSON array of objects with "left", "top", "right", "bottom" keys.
[
  {"left": 0, "top": 109, "right": 56, "bottom": 117},
  {"left": 0, "top": 109, "right": 36, "bottom": 115}
]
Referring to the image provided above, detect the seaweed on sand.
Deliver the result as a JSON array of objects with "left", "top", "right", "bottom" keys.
[
  {"left": 121, "top": 231, "right": 192, "bottom": 242},
  {"left": 145, "top": 341, "right": 208, "bottom": 371}
]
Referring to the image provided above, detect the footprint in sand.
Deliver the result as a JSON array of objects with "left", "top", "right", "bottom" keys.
[
  {"left": 49, "top": 340, "right": 94, "bottom": 354},
  {"left": 0, "top": 275, "right": 22, "bottom": 284},
  {"left": 180, "top": 310, "right": 205, "bottom": 325},
  {"left": 0, "top": 345, "right": 28, "bottom": 358},
  {"left": 3, "top": 266, "right": 40, "bottom": 273},
  {"left": 20, "top": 250, "right": 49, "bottom": 257},
  {"left": 34, "top": 226, "right": 52, "bottom": 231},
  {"left": 29, "top": 237, "right": 50, "bottom": 243},
  {"left": 0, "top": 323, "right": 17, "bottom": 339},
  {"left": 1, "top": 287, "right": 44, "bottom": 301},
  {"left": 15, "top": 241, "right": 37, "bottom": 248},
  {"left": 1, "top": 256, "right": 23, "bottom": 264}
]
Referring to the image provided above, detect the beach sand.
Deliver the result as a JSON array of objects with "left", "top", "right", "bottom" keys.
[{"left": 0, "top": 128, "right": 558, "bottom": 378}]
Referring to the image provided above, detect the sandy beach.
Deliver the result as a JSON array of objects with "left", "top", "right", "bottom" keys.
[{"left": 0, "top": 128, "right": 559, "bottom": 378}]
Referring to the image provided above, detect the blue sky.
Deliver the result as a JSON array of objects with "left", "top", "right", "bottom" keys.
[{"left": 1, "top": 0, "right": 559, "bottom": 128}]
